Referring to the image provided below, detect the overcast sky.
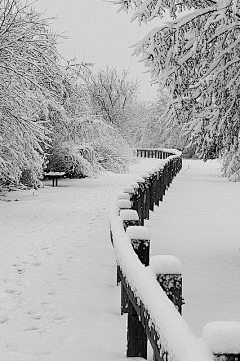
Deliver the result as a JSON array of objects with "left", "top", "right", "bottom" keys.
[{"left": 34, "top": 0, "right": 164, "bottom": 101}]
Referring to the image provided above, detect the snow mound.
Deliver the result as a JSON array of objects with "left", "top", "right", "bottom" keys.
[
  {"left": 122, "top": 186, "right": 135, "bottom": 194},
  {"left": 120, "top": 210, "right": 139, "bottom": 221},
  {"left": 129, "top": 182, "right": 139, "bottom": 189},
  {"left": 150, "top": 255, "right": 182, "bottom": 275},
  {"left": 136, "top": 177, "right": 145, "bottom": 183},
  {"left": 202, "top": 321, "right": 240, "bottom": 354},
  {"left": 116, "top": 199, "right": 132, "bottom": 209},
  {"left": 141, "top": 173, "right": 150, "bottom": 179},
  {"left": 126, "top": 226, "right": 151, "bottom": 240},
  {"left": 117, "top": 193, "right": 130, "bottom": 200}
]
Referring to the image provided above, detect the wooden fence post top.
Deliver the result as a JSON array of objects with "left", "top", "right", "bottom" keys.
[
  {"left": 126, "top": 226, "right": 151, "bottom": 241},
  {"left": 130, "top": 182, "right": 139, "bottom": 189},
  {"left": 202, "top": 322, "right": 240, "bottom": 358},
  {"left": 116, "top": 199, "right": 132, "bottom": 210},
  {"left": 136, "top": 177, "right": 145, "bottom": 183},
  {"left": 123, "top": 186, "right": 135, "bottom": 194},
  {"left": 120, "top": 210, "right": 139, "bottom": 221},
  {"left": 117, "top": 193, "right": 130, "bottom": 200},
  {"left": 150, "top": 255, "right": 182, "bottom": 275},
  {"left": 141, "top": 173, "right": 151, "bottom": 179}
]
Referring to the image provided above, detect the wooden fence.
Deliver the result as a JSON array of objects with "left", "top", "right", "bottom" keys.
[{"left": 109, "top": 148, "right": 240, "bottom": 361}]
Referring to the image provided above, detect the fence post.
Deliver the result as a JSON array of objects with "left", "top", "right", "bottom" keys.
[
  {"left": 150, "top": 255, "right": 183, "bottom": 314},
  {"left": 119, "top": 210, "right": 140, "bottom": 314},
  {"left": 150, "top": 255, "right": 183, "bottom": 361},
  {"left": 116, "top": 199, "right": 132, "bottom": 213},
  {"left": 141, "top": 173, "right": 151, "bottom": 220},
  {"left": 202, "top": 322, "right": 240, "bottom": 361},
  {"left": 136, "top": 177, "right": 145, "bottom": 225},
  {"left": 126, "top": 226, "right": 150, "bottom": 359},
  {"left": 127, "top": 183, "right": 139, "bottom": 212}
]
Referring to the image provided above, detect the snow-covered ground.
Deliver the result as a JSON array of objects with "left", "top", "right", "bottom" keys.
[
  {"left": 0, "top": 158, "right": 239, "bottom": 360},
  {"left": 147, "top": 159, "right": 240, "bottom": 337}
]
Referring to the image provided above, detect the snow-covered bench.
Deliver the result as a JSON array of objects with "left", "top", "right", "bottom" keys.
[{"left": 44, "top": 172, "right": 65, "bottom": 187}]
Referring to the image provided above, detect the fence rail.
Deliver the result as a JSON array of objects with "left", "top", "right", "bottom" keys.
[{"left": 109, "top": 148, "right": 240, "bottom": 361}]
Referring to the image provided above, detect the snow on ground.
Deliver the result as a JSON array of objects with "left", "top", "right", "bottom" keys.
[
  {"left": 146, "top": 159, "right": 240, "bottom": 337},
  {"left": 0, "top": 158, "right": 239, "bottom": 360},
  {"left": 0, "top": 159, "right": 159, "bottom": 361}
]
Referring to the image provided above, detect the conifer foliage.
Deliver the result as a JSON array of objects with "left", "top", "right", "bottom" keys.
[{"left": 113, "top": 0, "right": 240, "bottom": 177}]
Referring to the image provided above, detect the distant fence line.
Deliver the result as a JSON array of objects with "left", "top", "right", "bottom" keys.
[{"left": 109, "top": 148, "right": 240, "bottom": 361}]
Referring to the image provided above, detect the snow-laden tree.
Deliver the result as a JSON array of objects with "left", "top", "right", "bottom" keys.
[
  {"left": 83, "top": 67, "right": 139, "bottom": 130},
  {"left": 112, "top": 0, "right": 240, "bottom": 177},
  {"left": 0, "top": 0, "right": 64, "bottom": 186},
  {"left": 46, "top": 63, "right": 136, "bottom": 177}
]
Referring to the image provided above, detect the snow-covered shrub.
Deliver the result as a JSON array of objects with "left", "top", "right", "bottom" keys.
[
  {"left": 79, "top": 117, "right": 136, "bottom": 173},
  {"left": 221, "top": 150, "right": 240, "bottom": 181},
  {"left": 19, "top": 166, "right": 43, "bottom": 189},
  {"left": 46, "top": 142, "right": 101, "bottom": 178}
]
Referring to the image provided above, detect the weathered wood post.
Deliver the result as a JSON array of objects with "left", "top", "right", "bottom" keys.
[
  {"left": 153, "top": 168, "right": 160, "bottom": 207},
  {"left": 150, "top": 255, "right": 183, "bottom": 314},
  {"left": 159, "top": 168, "right": 165, "bottom": 201},
  {"left": 202, "top": 322, "right": 240, "bottom": 361},
  {"left": 119, "top": 210, "right": 140, "bottom": 314},
  {"left": 116, "top": 199, "right": 132, "bottom": 213},
  {"left": 120, "top": 209, "right": 140, "bottom": 230},
  {"left": 150, "top": 255, "right": 183, "bottom": 361},
  {"left": 127, "top": 183, "right": 139, "bottom": 212},
  {"left": 136, "top": 177, "right": 145, "bottom": 226},
  {"left": 141, "top": 173, "right": 151, "bottom": 220},
  {"left": 126, "top": 226, "right": 151, "bottom": 359},
  {"left": 148, "top": 171, "right": 155, "bottom": 212},
  {"left": 115, "top": 199, "right": 132, "bottom": 285}
]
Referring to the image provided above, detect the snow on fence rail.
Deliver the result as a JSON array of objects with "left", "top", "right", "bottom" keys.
[{"left": 109, "top": 148, "right": 240, "bottom": 361}]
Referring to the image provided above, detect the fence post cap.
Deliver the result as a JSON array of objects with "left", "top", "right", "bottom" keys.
[
  {"left": 150, "top": 255, "right": 182, "bottom": 274},
  {"left": 126, "top": 226, "right": 151, "bottom": 240},
  {"left": 141, "top": 173, "right": 150, "bottom": 179},
  {"left": 116, "top": 199, "right": 132, "bottom": 209},
  {"left": 136, "top": 177, "right": 145, "bottom": 183},
  {"left": 129, "top": 182, "right": 139, "bottom": 189},
  {"left": 202, "top": 321, "right": 240, "bottom": 354},
  {"left": 117, "top": 193, "right": 130, "bottom": 200},
  {"left": 120, "top": 209, "right": 139, "bottom": 221},
  {"left": 122, "top": 186, "right": 135, "bottom": 194}
]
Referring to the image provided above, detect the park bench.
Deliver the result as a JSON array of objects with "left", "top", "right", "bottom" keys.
[{"left": 44, "top": 171, "right": 65, "bottom": 187}]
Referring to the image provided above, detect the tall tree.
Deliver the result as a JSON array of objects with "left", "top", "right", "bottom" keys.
[
  {"left": 113, "top": 0, "right": 240, "bottom": 176},
  {"left": 83, "top": 67, "right": 139, "bottom": 130},
  {"left": 0, "top": 0, "right": 63, "bottom": 186}
]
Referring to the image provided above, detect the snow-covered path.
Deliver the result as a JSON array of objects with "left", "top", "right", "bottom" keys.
[
  {"left": 0, "top": 158, "right": 239, "bottom": 360},
  {"left": 0, "top": 159, "right": 159, "bottom": 361}
]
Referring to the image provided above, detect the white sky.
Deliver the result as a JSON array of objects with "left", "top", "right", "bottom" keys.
[{"left": 33, "top": 0, "right": 165, "bottom": 101}]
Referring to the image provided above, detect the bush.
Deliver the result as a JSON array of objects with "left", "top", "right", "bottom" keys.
[
  {"left": 46, "top": 116, "right": 136, "bottom": 177},
  {"left": 46, "top": 142, "right": 101, "bottom": 178}
]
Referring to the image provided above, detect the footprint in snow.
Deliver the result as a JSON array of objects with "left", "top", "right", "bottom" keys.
[
  {"left": 32, "top": 260, "right": 43, "bottom": 267},
  {"left": 23, "top": 324, "right": 41, "bottom": 331},
  {"left": 0, "top": 314, "right": 14, "bottom": 323},
  {"left": 5, "top": 288, "right": 22, "bottom": 295}
]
